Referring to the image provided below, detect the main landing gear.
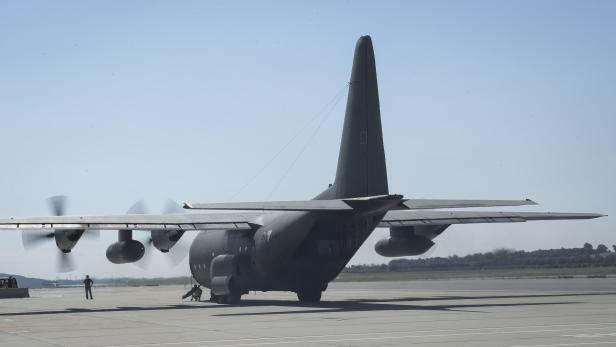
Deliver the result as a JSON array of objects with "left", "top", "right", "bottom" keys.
[
  {"left": 210, "top": 291, "right": 242, "bottom": 305},
  {"left": 296, "top": 287, "right": 323, "bottom": 303},
  {"left": 208, "top": 285, "right": 326, "bottom": 305}
]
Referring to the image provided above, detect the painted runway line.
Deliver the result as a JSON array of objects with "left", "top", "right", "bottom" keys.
[{"left": 106, "top": 322, "right": 616, "bottom": 347}]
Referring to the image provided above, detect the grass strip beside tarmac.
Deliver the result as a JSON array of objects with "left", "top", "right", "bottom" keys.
[{"left": 335, "top": 266, "right": 616, "bottom": 282}]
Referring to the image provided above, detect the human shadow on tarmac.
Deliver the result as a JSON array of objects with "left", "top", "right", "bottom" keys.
[{"left": 2, "top": 292, "right": 613, "bottom": 317}]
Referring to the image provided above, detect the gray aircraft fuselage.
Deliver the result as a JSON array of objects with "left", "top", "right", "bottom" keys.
[{"left": 190, "top": 208, "right": 382, "bottom": 293}]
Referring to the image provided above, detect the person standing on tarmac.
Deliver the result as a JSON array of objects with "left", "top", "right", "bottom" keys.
[{"left": 83, "top": 275, "right": 94, "bottom": 300}]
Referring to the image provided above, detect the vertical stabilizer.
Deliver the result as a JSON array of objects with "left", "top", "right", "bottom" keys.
[{"left": 330, "top": 36, "right": 388, "bottom": 199}]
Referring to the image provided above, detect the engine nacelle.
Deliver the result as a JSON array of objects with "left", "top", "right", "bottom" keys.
[
  {"left": 375, "top": 235, "right": 435, "bottom": 257},
  {"left": 54, "top": 229, "right": 85, "bottom": 253},
  {"left": 106, "top": 240, "right": 145, "bottom": 264},
  {"left": 151, "top": 230, "right": 184, "bottom": 252}
]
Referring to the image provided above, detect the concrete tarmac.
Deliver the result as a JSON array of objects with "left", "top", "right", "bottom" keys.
[{"left": 1, "top": 278, "right": 615, "bottom": 347}]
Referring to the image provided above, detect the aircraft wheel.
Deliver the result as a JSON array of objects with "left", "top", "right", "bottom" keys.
[
  {"left": 215, "top": 293, "right": 242, "bottom": 305},
  {"left": 297, "top": 289, "right": 322, "bottom": 303},
  {"left": 209, "top": 291, "right": 218, "bottom": 303},
  {"left": 228, "top": 292, "right": 241, "bottom": 304}
]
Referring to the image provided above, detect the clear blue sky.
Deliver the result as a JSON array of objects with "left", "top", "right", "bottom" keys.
[{"left": 1, "top": 1, "right": 614, "bottom": 279}]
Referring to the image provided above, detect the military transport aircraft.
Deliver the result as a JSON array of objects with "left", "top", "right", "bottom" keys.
[{"left": 0, "top": 36, "right": 605, "bottom": 304}]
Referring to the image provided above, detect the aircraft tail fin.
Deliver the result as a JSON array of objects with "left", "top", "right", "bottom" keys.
[{"left": 329, "top": 35, "right": 388, "bottom": 199}]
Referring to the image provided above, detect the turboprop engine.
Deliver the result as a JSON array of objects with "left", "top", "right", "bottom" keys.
[
  {"left": 375, "top": 225, "right": 449, "bottom": 257},
  {"left": 54, "top": 229, "right": 85, "bottom": 253},
  {"left": 20, "top": 196, "right": 101, "bottom": 272},
  {"left": 105, "top": 200, "right": 181, "bottom": 265},
  {"left": 151, "top": 230, "right": 185, "bottom": 252},
  {"left": 20, "top": 196, "right": 88, "bottom": 254},
  {"left": 375, "top": 234, "right": 435, "bottom": 257},
  {"left": 130, "top": 200, "right": 189, "bottom": 260}
]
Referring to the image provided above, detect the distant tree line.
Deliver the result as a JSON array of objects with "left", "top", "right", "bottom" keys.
[{"left": 344, "top": 243, "right": 616, "bottom": 273}]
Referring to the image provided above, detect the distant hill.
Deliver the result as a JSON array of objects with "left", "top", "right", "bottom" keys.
[
  {"left": 0, "top": 273, "right": 192, "bottom": 288},
  {"left": 345, "top": 243, "right": 616, "bottom": 273}
]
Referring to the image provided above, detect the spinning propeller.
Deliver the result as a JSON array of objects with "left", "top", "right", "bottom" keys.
[
  {"left": 127, "top": 200, "right": 190, "bottom": 269},
  {"left": 21, "top": 196, "right": 100, "bottom": 273}
]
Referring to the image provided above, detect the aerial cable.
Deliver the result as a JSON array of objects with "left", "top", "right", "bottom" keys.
[
  {"left": 266, "top": 84, "right": 346, "bottom": 200},
  {"left": 230, "top": 83, "right": 349, "bottom": 199}
]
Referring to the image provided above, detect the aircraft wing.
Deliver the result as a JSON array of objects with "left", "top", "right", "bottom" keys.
[
  {"left": 402, "top": 199, "right": 537, "bottom": 209},
  {"left": 379, "top": 210, "right": 605, "bottom": 227},
  {"left": 0, "top": 213, "right": 260, "bottom": 231}
]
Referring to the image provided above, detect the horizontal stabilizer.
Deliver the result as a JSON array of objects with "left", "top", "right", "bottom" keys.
[
  {"left": 184, "top": 195, "right": 405, "bottom": 212},
  {"left": 184, "top": 200, "right": 352, "bottom": 211},
  {"left": 184, "top": 196, "right": 537, "bottom": 211}
]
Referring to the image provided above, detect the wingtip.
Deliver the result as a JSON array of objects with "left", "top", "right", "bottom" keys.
[
  {"left": 182, "top": 202, "right": 192, "bottom": 210},
  {"left": 525, "top": 198, "right": 539, "bottom": 205},
  {"left": 587, "top": 213, "right": 607, "bottom": 219}
]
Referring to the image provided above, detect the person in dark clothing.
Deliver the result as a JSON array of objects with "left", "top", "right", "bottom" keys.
[
  {"left": 83, "top": 275, "right": 94, "bottom": 300},
  {"left": 182, "top": 284, "right": 198, "bottom": 300},
  {"left": 193, "top": 285, "right": 202, "bottom": 301},
  {"left": 182, "top": 284, "right": 203, "bottom": 301}
]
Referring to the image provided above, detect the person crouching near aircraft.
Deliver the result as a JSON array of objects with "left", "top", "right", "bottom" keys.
[
  {"left": 83, "top": 275, "right": 94, "bottom": 300},
  {"left": 182, "top": 284, "right": 202, "bottom": 301},
  {"left": 193, "top": 285, "right": 202, "bottom": 301}
]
